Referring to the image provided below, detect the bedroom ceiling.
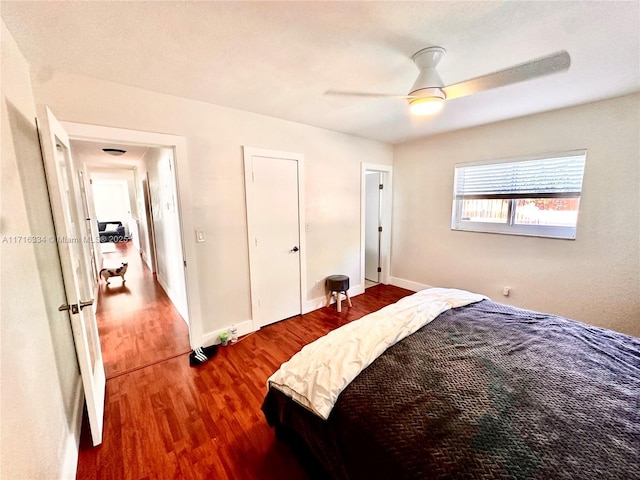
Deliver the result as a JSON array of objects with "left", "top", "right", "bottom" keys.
[{"left": 2, "top": 1, "right": 639, "bottom": 144}]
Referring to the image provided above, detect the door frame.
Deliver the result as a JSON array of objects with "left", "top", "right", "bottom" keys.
[
  {"left": 76, "top": 169, "right": 100, "bottom": 283},
  {"left": 60, "top": 121, "right": 203, "bottom": 348},
  {"left": 360, "top": 163, "right": 393, "bottom": 286},
  {"left": 364, "top": 171, "right": 382, "bottom": 283},
  {"left": 243, "top": 146, "right": 307, "bottom": 330}
]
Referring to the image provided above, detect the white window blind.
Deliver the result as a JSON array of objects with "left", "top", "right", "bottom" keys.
[
  {"left": 451, "top": 150, "right": 587, "bottom": 239},
  {"left": 454, "top": 153, "right": 586, "bottom": 200}
]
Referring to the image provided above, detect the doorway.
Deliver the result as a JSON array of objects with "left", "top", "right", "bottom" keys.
[
  {"left": 243, "top": 146, "right": 307, "bottom": 329},
  {"left": 365, "top": 171, "right": 382, "bottom": 285},
  {"left": 61, "top": 120, "right": 203, "bottom": 350},
  {"left": 361, "top": 163, "right": 393, "bottom": 288},
  {"left": 69, "top": 141, "right": 189, "bottom": 377}
]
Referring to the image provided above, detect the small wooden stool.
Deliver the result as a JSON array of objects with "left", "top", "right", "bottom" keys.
[{"left": 325, "top": 275, "right": 352, "bottom": 312}]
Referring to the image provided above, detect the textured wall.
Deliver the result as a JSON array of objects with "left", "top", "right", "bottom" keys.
[{"left": 392, "top": 94, "right": 640, "bottom": 337}]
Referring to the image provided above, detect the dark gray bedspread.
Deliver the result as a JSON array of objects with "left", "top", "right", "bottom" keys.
[{"left": 262, "top": 300, "right": 640, "bottom": 479}]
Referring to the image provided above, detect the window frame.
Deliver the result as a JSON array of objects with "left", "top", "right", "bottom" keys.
[{"left": 451, "top": 150, "right": 587, "bottom": 240}]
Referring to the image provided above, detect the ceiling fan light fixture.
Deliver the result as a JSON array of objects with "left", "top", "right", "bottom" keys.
[
  {"left": 102, "top": 148, "right": 127, "bottom": 156},
  {"left": 409, "top": 96, "right": 445, "bottom": 115},
  {"left": 409, "top": 89, "right": 445, "bottom": 116},
  {"left": 326, "top": 47, "right": 570, "bottom": 119}
]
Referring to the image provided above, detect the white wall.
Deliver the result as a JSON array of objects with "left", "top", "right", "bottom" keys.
[
  {"left": 89, "top": 168, "right": 136, "bottom": 236},
  {"left": 92, "top": 180, "right": 130, "bottom": 221},
  {"left": 392, "top": 94, "right": 640, "bottom": 337},
  {"left": 30, "top": 71, "right": 393, "bottom": 346},
  {"left": 1, "top": 20, "right": 83, "bottom": 479},
  {"left": 144, "top": 147, "right": 189, "bottom": 321}
]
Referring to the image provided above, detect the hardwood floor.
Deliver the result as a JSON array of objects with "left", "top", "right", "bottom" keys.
[
  {"left": 77, "top": 266, "right": 413, "bottom": 479},
  {"left": 96, "top": 241, "right": 191, "bottom": 379}
]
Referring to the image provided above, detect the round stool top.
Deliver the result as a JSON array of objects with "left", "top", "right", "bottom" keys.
[{"left": 326, "top": 274, "right": 350, "bottom": 291}]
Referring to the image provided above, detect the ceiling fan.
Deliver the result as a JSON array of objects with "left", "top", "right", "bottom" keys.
[{"left": 325, "top": 47, "right": 571, "bottom": 116}]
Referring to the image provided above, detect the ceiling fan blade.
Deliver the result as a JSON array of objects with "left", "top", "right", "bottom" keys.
[
  {"left": 443, "top": 50, "right": 570, "bottom": 101},
  {"left": 324, "top": 89, "right": 414, "bottom": 99}
]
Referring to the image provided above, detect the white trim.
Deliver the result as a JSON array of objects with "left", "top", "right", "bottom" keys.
[
  {"left": 60, "top": 121, "right": 203, "bottom": 349},
  {"left": 360, "top": 163, "right": 393, "bottom": 288},
  {"left": 243, "top": 146, "right": 307, "bottom": 330},
  {"left": 451, "top": 221, "right": 578, "bottom": 240},
  {"left": 202, "top": 319, "right": 254, "bottom": 346},
  {"left": 389, "top": 276, "right": 432, "bottom": 292}
]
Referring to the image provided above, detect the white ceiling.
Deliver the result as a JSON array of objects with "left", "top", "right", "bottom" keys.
[{"left": 2, "top": 1, "right": 639, "bottom": 144}]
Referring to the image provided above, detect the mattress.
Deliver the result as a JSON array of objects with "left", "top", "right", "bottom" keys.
[{"left": 262, "top": 296, "right": 640, "bottom": 479}]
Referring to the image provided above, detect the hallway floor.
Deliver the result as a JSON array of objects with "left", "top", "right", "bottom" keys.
[{"left": 96, "top": 241, "right": 191, "bottom": 379}]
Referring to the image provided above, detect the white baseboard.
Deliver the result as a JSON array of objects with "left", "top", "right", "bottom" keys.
[
  {"left": 202, "top": 319, "right": 255, "bottom": 347},
  {"left": 389, "top": 277, "right": 432, "bottom": 292}
]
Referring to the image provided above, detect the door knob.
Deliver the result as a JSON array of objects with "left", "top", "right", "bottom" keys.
[
  {"left": 290, "top": 246, "right": 299, "bottom": 253},
  {"left": 79, "top": 299, "right": 94, "bottom": 310},
  {"left": 59, "top": 299, "right": 93, "bottom": 314}
]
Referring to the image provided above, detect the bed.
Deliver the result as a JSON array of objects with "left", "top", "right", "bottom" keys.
[{"left": 262, "top": 288, "right": 640, "bottom": 480}]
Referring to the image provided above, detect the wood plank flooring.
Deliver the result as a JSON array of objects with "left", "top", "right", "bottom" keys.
[
  {"left": 77, "top": 257, "right": 413, "bottom": 479},
  {"left": 96, "top": 241, "right": 191, "bottom": 379}
]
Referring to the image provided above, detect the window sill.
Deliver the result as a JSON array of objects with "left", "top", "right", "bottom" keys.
[{"left": 451, "top": 223, "right": 577, "bottom": 240}]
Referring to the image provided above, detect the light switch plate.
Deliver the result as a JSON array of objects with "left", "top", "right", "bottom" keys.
[{"left": 196, "top": 230, "right": 205, "bottom": 243}]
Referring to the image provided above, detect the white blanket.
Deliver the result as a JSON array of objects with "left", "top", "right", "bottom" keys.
[{"left": 267, "top": 287, "right": 488, "bottom": 420}]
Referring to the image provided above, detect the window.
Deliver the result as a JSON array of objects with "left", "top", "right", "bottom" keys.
[{"left": 451, "top": 150, "right": 586, "bottom": 239}]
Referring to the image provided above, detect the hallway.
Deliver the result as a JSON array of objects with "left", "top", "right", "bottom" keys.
[{"left": 96, "top": 241, "right": 191, "bottom": 379}]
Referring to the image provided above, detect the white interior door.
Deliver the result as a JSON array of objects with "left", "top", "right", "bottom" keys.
[
  {"left": 244, "top": 148, "right": 302, "bottom": 328},
  {"left": 365, "top": 172, "right": 381, "bottom": 282},
  {"left": 37, "top": 106, "right": 105, "bottom": 446}
]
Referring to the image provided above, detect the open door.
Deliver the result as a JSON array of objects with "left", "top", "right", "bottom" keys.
[
  {"left": 37, "top": 106, "right": 106, "bottom": 446},
  {"left": 365, "top": 172, "right": 382, "bottom": 283}
]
